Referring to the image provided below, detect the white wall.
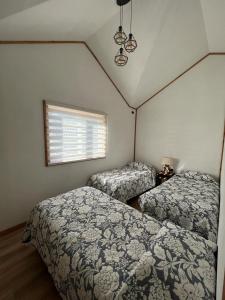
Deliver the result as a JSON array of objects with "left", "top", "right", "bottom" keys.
[
  {"left": 217, "top": 143, "right": 225, "bottom": 300},
  {"left": 136, "top": 55, "right": 225, "bottom": 178},
  {"left": 0, "top": 44, "right": 135, "bottom": 230}
]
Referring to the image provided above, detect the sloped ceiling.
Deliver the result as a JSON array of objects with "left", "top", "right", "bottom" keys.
[
  {"left": 0, "top": 0, "right": 118, "bottom": 40},
  {"left": 0, "top": 0, "right": 224, "bottom": 108},
  {"left": 200, "top": 0, "right": 225, "bottom": 52},
  {"left": 0, "top": 0, "right": 48, "bottom": 19}
]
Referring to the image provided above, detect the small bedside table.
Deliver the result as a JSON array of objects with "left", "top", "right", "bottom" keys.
[{"left": 156, "top": 171, "right": 174, "bottom": 186}]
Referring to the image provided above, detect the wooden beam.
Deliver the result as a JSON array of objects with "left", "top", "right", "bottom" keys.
[
  {"left": 0, "top": 43, "right": 224, "bottom": 109},
  {"left": 135, "top": 52, "right": 225, "bottom": 180},
  {"left": 84, "top": 42, "right": 135, "bottom": 109},
  {"left": 0, "top": 40, "right": 134, "bottom": 109},
  {"left": 133, "top": 109, "right": 138, "bottom": 161},
  {"left": 0, "top": 41, "right": 224, "bottom": 167},
  {"left": 137, "top": 52, "right": 225, "bottom": 109},
  {"left": 220, "top": 121, "right": 225, "bottom": 180},
  {"left": 0, "top": 40, "right": 85, "bottom": 44},
  {"left": 137, "top": 54, "right": 210, "bottom": 109}
]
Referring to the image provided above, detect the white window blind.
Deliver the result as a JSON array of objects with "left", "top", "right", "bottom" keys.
[{"left": 44, "top": 101, "right": 107, "bottom": 166}]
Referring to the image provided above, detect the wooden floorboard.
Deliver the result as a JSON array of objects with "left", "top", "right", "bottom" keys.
[
  {"left": 0, "top": 228, "right": 60, "bottom": 300},
  {"left": 127, "top": 196, "right": 141, "bottom": 211},
  {"left": 0, "top": 198, "right": 140, "bottom": 300}
]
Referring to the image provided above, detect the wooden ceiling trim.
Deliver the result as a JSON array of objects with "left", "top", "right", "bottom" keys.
[
  {"left": 219, "top": 121, "right": 225, "bottom": 181},
  {"left": 137, "top": 52, "right": 225, "bottom": 110},
  {"left": 0, "top": 40, "right": 134, "bottom": 109},
  {"left": 84, "top": 42, "right": 135, "bottom": 109},
  {"left": 0, "top": 40, "right": 84, "bottom": 44},
  {"left": 133, "top": 108, "right": 138, "bottom": 161}
]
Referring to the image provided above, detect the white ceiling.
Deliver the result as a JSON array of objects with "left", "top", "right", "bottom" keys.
[
  {"left": 88, "top": 0, "right": 209, "bottom": 107},
  {"left": 200, "top": 0, "right": 225, "bottom": 52},
  {"left": 0, "top": 0, "right": 48, "bottom": 19},
  {"left": 0, "top": 0, "right": 224, "bottom": 107},
  {"left": 0, "top": 0, "right": 118, "bottom": 40}
]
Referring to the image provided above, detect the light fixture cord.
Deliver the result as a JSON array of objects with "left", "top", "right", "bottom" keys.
[
  {"left": 122, "top": 5, "right": 124, "bottom": 27},
  {"left": 119, "top": 6, "right": 120, "bottom": 26},
  {"left": 120, "top": 6, "right": 124, "bottom": 27},
  {"left": 130, "top": 0, "right": 133, "bottom": 33}
]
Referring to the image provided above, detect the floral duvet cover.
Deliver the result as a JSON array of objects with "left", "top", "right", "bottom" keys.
[
  {"left": 139, "top": 171, "right": 220, "bottom": 243},
  {"left": 87, "top": 162, "right": 156, "bottom": 203},
  {"left": 23, "top": 186, "right": 216, "bottom": 300}
]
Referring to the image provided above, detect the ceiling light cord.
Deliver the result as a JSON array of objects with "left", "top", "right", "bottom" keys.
[
  {"left": 114, "top": 0, "right": 137, "bottom": 66},
  {"left": 120, "top": 5, "right": 124, "bottom": 27},
  {"left": 130, "top": 0, "right": 133, "bottom": 34},
  {"left": 120, "top": 6, "right": 122, "bottom": 27},
  {"left": 122, "top": 5, "right": 124, "bottom": 27}
]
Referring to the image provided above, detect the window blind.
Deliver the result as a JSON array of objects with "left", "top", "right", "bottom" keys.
[{"left": 44, "top": 101, "right": 107, "bottom": 166}]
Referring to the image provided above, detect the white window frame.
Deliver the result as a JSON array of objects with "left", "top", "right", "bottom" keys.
[{"left": 43, "top": 100, "right": 107, "bottom": 166}]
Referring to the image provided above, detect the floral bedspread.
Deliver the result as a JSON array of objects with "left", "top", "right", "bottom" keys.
[
  {"left": 87, "top": 161, "right": 156, "bottom": 203},
  {"left": 139, "top": 171, "right": 220, "bottom": 243},
  {"left": 23, "top": 186, "right": 216, "bottom": 299}
]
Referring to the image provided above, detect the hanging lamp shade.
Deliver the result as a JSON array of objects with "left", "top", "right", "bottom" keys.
[
  {"left": 113, "top": 0, "right": 137, "bottom": 66},
  {"left": 114, "top": 25, "right": 127, "bottom": 45},
  {"left": 114, "top": 47, "right": 128, "bottom": 66},
  {"left": 124, "top": 33, "right": 137, "bottom": 53},
  {"left": 117, "top": 0, "right": 130, "bottom": 5}
]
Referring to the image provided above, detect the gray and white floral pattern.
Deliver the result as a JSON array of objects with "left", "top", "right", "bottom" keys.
[
  {"left": 23, "top": 186, "right": 216, "bottom": 299},
  {"left": 23, "top": 187, "right": 161, "bottom": 299},
  {"left": 139, "top": 171, "right": 219, "bottom": 243},
  {"left": 119, "top": 221, "right": 216, "bottom": 300},
  {"left": 88, "top": 161, "right": 156, "bottom": 203}
]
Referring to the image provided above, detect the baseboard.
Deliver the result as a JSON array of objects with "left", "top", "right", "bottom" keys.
[{"left": 0, "top": 222, "right": 26, "bottom": 237}]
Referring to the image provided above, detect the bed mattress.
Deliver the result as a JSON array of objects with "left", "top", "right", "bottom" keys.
[
  {"left": 139, "top": 171, "right": 220, "bottom": 243},
  {"left": 23, "top": 186, "right": 216, "bottom": 299},
  {"left": 88, "top": 162, "right": 156, "bottom": 203}
]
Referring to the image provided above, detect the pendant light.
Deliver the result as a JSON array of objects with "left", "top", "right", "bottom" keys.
[
  {"left": 113, "top": 0, "right": 137, "bottom": 66},
  {"left": 114, "top": 47, "right": 128, "bottom": 66},
  {"left": 124, "top": 0, "right": 137, "bottom": 53},
  {"left": 114, "top": 6, "right": 127, "bottom": 45}
]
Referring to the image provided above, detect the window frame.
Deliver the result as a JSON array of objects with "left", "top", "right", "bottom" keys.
[{"left": 43, "top": 100, "right": 108, "bottom": 166}]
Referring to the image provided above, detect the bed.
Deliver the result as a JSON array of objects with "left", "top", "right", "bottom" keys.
[
  {"left": 87, "top": 161, "right": 156, "bottom": 203},
  {"left": 23, "top": 186, "right": 216, "bottom": 299},
  {"left": 139, "top": 171, "right": 220, "bottom": 243}
]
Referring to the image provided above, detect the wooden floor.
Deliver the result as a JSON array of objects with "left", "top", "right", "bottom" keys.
[
  {"left": 127, "top": 196, "right": 141, "bottom": 211},
  {"left": 0, "top": 227, "right": 60, "bottom": 300},
  {"left": 1, "top": 197, "right": 225, "bottom": 300},
  {"left": 0, "top": 198, "right": 140, "bottom": 300}
]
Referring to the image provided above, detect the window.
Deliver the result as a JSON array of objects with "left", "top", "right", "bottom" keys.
[{"left": 43, "top": 101, "right": 107, "bottom": 166}]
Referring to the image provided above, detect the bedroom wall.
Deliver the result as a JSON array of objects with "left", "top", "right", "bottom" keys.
[
  {"left": 0, "top": 44, "right": 135, "bottom": 230},
  {"left": 136, "top": 55, "right": 225, "bottom": 179}
]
